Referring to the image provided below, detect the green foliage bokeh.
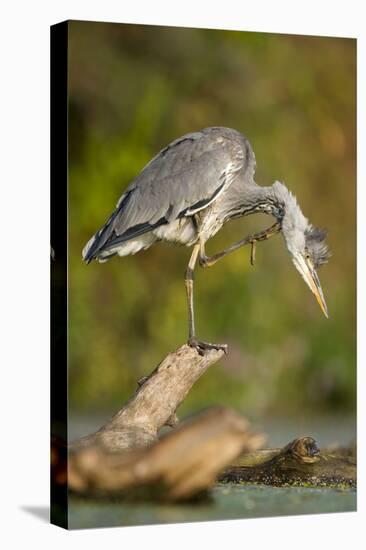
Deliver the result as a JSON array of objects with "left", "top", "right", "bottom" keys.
[{"left": 67, "top": 22, "right": 356, "bottom": 418}]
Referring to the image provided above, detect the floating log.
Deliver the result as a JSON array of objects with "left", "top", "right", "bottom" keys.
[{"left": 219, "top": 436, "right": 356, "bottom": 488}]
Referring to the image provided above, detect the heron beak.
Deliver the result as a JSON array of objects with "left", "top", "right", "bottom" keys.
[{"left": 292, "top": 253, "right": 328, "bottom": 318}]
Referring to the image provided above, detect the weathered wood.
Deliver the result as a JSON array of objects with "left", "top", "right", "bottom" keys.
[
  {"left": 219, "top": 436, "right": 356, "bottom": 488},
  {"left": 66, "top": 343, "right": 356, "bottom": 500},
  {"left": 66, "top": 344, "right": 266, "bottom": 500},
  {"left": 70, "top": 344, "right": 224, "bottom": 452},
  {"left": 67, "top": 407, "right": 264, "bottom": 501}
]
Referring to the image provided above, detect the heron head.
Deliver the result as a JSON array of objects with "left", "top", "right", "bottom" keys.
[
  {"left": 273, "top": 182, "right": 330, "bottom": 318},
  {"left": 288, "top": 226, "right": 330, "bottom": 318}
]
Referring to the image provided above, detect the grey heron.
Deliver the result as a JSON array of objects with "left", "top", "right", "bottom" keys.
[{"left": 83, "top": 127, "right": 329, "bottom": 353}]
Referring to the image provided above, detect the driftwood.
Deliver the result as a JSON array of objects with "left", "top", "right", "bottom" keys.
[
  {"left": 70, "top": 344, "right": 225, "bottom": 451},
  {"left": 65, "top": 344, "right": 264, "bottom": 500},
  {"left": 219, "top": 436, "right": 356, "bottom": 488},
  {"left": 62, "top": 344, "right": 356, "bottom": 502},
  {"left": 68, "top": 407, "right": 263, "bottom": 501}
]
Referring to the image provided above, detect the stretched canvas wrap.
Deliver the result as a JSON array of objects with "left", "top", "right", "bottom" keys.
[{"left": 51, "top": 20, "right": 356, "bottom": 530}]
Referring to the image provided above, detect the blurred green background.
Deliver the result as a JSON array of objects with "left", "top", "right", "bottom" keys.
[{"left": 67, "top": 21, "right": 356, "bottom": 422}]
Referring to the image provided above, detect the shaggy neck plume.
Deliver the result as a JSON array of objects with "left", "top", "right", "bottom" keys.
[{"left": 270, "top": 181, "right": 308, "bottom": 230}]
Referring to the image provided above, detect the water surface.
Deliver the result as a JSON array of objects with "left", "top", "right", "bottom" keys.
[
  {"left": 68, "top": 414, "right": 356, "bottom": 530},
  {"left": 69, "top": 484, "right": 356, "bottom": 529}
]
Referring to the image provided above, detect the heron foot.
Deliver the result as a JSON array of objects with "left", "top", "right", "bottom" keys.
[{"left": 188, "top": 337, "right": 228, "bottom": 356}]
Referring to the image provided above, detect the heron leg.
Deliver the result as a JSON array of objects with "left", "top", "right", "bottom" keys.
[
  {"left": 185, "top": 244, "right": 199, "bottom": 342},
  {"left": 199, "top": 222, "right": 281, "bottom": 268},
  {"left": 185, "top": 244, "right": 228, "bottom": 355}
]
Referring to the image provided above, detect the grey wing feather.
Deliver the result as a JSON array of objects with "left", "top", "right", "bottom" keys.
[
  {"left": 83, "top": 127, "right": 248, "bottom": 262},
  {"left": 114, "top": 132, "right": 232, "bottom": 230}
]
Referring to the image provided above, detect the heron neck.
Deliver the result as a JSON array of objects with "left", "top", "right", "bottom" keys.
[
  {"left": 223, "top": 183, "right": 284, "bottom": 222},
  {"left": 255, "top": 184, "right": 286, "bottom": 219},
  {"left": 269, "top": 181, "right": 308, "bottom": 230},
  {"left": 221, "top": 180, "right": 306, "bottom": 229},
  {"left": 238, "top": 181, "right": 308, "bottom": 227}
]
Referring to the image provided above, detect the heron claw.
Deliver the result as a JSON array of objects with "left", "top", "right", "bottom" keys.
[
  {"left": 250, "top": 241, "right": 256, "bottom": 266},
  {"left": 188, "top": 337, "right": 228, "bottom": 355}
]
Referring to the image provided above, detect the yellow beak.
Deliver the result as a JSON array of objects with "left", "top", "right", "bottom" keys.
[{"left": 292, "top": 253, "right": 328, "bottom": 318}]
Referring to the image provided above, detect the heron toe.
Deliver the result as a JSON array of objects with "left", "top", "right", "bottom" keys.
[{"left": 188, "top": 337, "right": 228, "bottom": 355}]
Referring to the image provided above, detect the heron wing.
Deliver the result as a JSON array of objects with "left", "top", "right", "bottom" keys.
[{"left": 84, "top": 127, "right": 250, "bottom": 261}]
